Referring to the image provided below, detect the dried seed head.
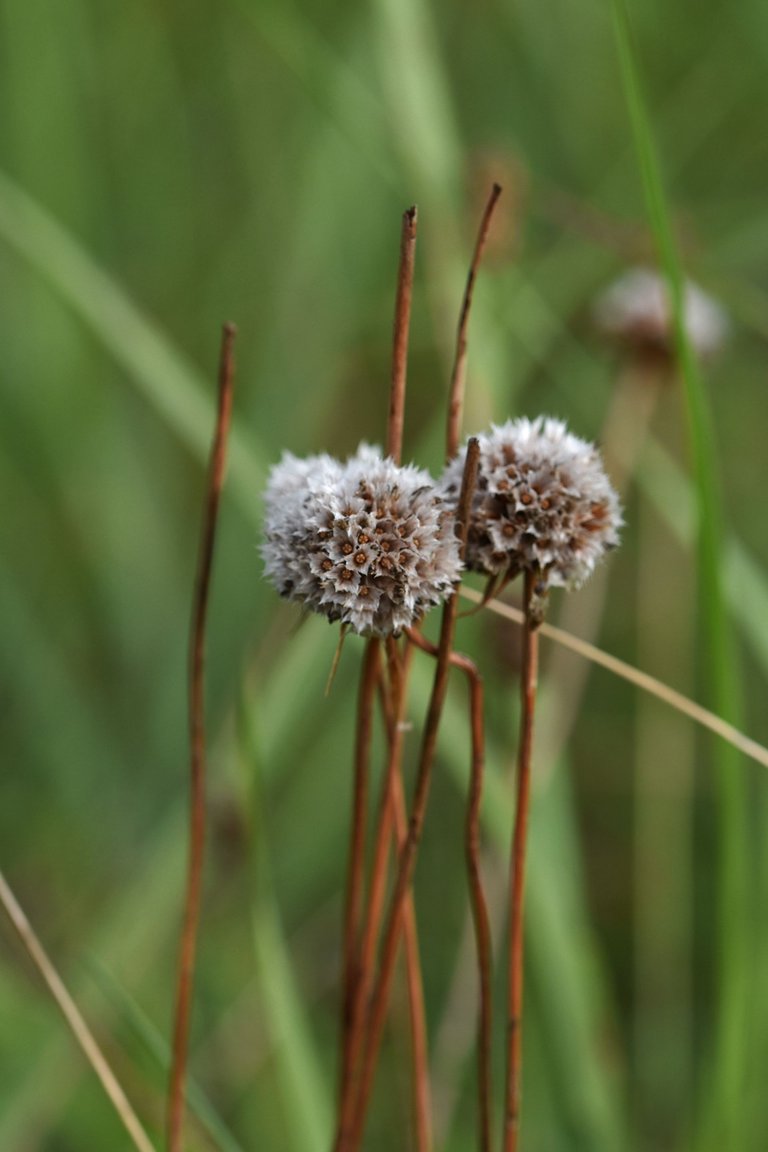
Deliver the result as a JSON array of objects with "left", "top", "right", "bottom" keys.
[
  {"left": 262, "top": 444, "right": 462, "bottom": 636},
  {"left": 441, "top": 417, "right": 622, "bottom": 601},
  {"left": 593, "top": 267, "right": 727, "bottom": 360}
]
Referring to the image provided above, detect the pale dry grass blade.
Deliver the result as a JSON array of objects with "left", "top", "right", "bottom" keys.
[
  {"left": 461, "top": 587, "right": 768, "bottom": 772},
  {"left": 0, "top": 870, "right": 156, "bottom": 1152}
]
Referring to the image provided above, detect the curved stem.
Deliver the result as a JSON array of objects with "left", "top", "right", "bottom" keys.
[
  {"left": 392, "top": 765, "right": 433, "bottom": 1152},
  {"left": 338, "top": 637, "right": 380, "bottom": 1102},
  {"left": 334, "top": 638, "right": 409, "bottom": 1145},
  {"left": 167, "top": 324, "right": 236, "bottom": 1152},
  {"left": 407, "top": 629, "right": 493, "bottom": 1152},
  {"left": 445, "top": 183, "right": 502, "bottom": 462},
  {"left": 464, "top": 665, "right": 493, "bottom": 1152},
  {"left": 503, "top": 571, "right": 539, "bottom": 1152}
]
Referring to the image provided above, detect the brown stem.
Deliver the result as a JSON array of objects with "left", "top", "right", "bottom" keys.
[
  {"left": 167, "top": 323, "right": 236, "bottom": 1152},
  {"left": 339, "top": 637, "right": 381, "bottom": 1102},
  {"left": 0, "top": 870, "right": 156, "bottom": 1152},
  {"left": 463, "top": 661, "right": 493, "bottom": 1152},
  {"left": 337, "top": 637, "right": 433, "bottom": 1151},
  {"left": 392, "top": 762, "right": 433, "bottom": 1152},
  {"left": 334, "top": 637, "right": 409, "bottom": 1146},
  {"left": 387, "top": 205, "right": 418, "bottom": 465},
  {"left": 340, "top": 440, "right": 480, "bottom": 1152},
  {"left": 406, "top": 630, "right": 493, "bottom": 1152},
  {"left": 446, "top": 183, "right": 503, "bottom": 462},
  {"left": 503, "top": 570, "right": 540, "bottom": 1152},
  {"left": 343, "top": 648, "right": 434, "bottom": 1152},
  {"left": 335, "top": 205, "right": 419, "bottom": 1141},
  {"left": 374, "top": 640, "right": 432, "bottom": 1152}
]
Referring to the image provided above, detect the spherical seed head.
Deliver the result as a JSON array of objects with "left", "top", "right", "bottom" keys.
[
  {"left": 593, "top": 267, "right": 728, "bottom": 359},
  {"left": 262, "top": 444, "right": 462, "bottom": 636},
  {"left": 441, "top": 417, "right": 622, "bottom": 595}
]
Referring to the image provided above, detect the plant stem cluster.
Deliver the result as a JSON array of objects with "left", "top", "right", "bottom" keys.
[{"left": 259, "top": 196, "right": 622, "bottom": 1152}]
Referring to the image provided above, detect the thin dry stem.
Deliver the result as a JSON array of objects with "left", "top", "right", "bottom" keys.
[
  {"left": 376, "top": 642, "right": 432, "bottom": 1152},
  {"left": 503, "top": 572, "right": 539, "bottom": 1152},
  {"left": 392, "top": 761, "right": 433, "bottom": 1152},
  {"left": 459, "top": 586, "right": 768, "bottom": 773},
  {"left": 336, "top": 637, "right": 431, "bottom": 1152},
  {"left": 446, "top": 183, "right": 502, "bottom": 462},
  {"left": 375, "top": 640, "right": 435, "bottom": 1152},
  {"left": 387, "top": 206, "right": 418, "bottom": 465},
  {"left": 334, "top": 637, "right": 410, "bottom": 1147},
  {"left": 463, "top": 659, "right": 493, "bottom": 1152},
  {"left": 336, "top": 204, "right": 420, "bottom": 1145},
  {"left": 430, "top": 864, "right": 507, "bottom": 1148},
  {"left": 326, "top": 625, "right": 350, "bottom": 697},
  {"left": 338, "top": 637, "right": 380, "bottom": 1103},
  {"left": 0, "top": 870, "right": 156, "bottom": 1152},
  {"left": 167, "top": 323, "right": 236, "bottom": 1152},
  {"left": 406, "top": 629, "right": 493, "bottom": 1152},
  {"left": 341, "top": 440, "right": 480, "bottom": 1152}
]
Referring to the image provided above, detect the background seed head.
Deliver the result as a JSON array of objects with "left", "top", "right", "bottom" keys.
[
  {"left": 593, "top": 266, "right": 728, "bottom": 360},
  {"left": 441, "top": 416, "right": 622, "bottom": 595},
  {"left": 263, "top": 444, "right": 462, "bottom": 636}
]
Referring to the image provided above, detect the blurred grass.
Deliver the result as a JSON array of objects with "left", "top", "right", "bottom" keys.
[
  {"left": 610, "top": 6, "right": 750, "bottom": 1149},
  {"left": 1, "top": 1, "right": 768, "bottom": 1149}
]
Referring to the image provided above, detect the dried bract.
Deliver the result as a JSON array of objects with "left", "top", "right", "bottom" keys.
[{"left": 263, "top": 444, "right": 461, "bottom": 636}]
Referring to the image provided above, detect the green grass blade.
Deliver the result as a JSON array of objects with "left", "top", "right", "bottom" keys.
[
  {"left": 0, "top": 168, "right": 265, "bottom": 520},
  {"left": 86, "top": 961, "right": 246, "bottom": 1152},
  {"left": 238, "top": 695, "right": 332, "bottom": 1152},
  {"left": 609, "top": 5, "right": 750, "bottom": 1146},
  {"left": 640, "top": 436, "right": 768, "bottom": 677},
  {"left": 236, "top": 0, "right": 396, "bottom": 187}
]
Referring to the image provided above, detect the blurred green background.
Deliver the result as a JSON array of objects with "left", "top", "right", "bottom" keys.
[{"left": 2, "top": 0, "right": 768, "bottom": 1149}]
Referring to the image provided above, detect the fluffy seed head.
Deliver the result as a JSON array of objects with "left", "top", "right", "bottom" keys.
[
  {"left": 262, "top": 444, "right": 462, "bottom": 636},
  {"left": 593, "top": 267, "right": 727, "bottom": 359},
  {"left": 441, "top": 417, "right": 622, "bottom": 599}
]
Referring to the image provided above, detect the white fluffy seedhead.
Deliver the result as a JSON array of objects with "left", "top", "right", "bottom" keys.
[
  {"left": 593, "top": 267, "right": 727, "bottom": 359},
  {"left": 263, "top": 444, "right": 462, "bottom": 636},
  {"left": 441, "top": 417, "right": 622, "bottom": 602}
]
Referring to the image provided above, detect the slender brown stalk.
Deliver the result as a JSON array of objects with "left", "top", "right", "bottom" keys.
[
  {"left": 374, "top": 639, "right": 432, "bottom": 1152},
  {"left": 392, "top": 765, "right": 433, "bottom": 1152},
  {"left": 406, "top": 629, "right": 493, "bottom": 1152},
  {"left": 340, "top": 440, "right": 480, "bottom": 1152},
  {"left": 0, "top": 870, "right": 156, "bottom": 1152},
  {"left": 446, "top": 183, "right": 502, "bottom": 462},
  {"left": 341, "top": 643, "right": 432, "bottom": 1151},
  {"left": 338, "top": 637, "right": 381, "bottom": 1101},
  {"left": 503, "top": 570, "right": 540, "bottom": 1152},
  {"left": 336, "top": 203, "right": 419, "bottom": 1145},
  {"left": 335, "top": 637, "right": 410, "bottom": 1146},
  {"left": 387, "top": 205, "right": 418, "bottom": 465},
  {"left": 463, "top": 659, "right": 493, "bottom": 1152},
  {"left": 167, "top": 323, "right": 236, "bottom": 1152}
]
